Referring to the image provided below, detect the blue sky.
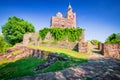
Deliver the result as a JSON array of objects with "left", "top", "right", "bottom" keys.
[{"left": 0, "top": 0, "right": 120, "bottom": 42}]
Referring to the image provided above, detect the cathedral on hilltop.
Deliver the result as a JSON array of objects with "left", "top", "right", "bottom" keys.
[{"left": 51, "top": 3, "right": 76, "bottom": 28}]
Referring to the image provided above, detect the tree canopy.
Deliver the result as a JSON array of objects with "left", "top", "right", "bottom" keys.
[
  {"left": 2, "top": 16, "right": 35, "bottom": 45},
  {"left": 105, "top": 33, "right": 120, "bottom": 44}
]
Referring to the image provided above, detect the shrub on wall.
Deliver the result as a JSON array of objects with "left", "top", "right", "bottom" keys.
[
  {"left": 39, "top": 27, "right": 84, "bottom": 42},
  {"left": 39, "top": 28, "right": 49, "bottom": 40},
  {"left": 50, "top": 28, "right": 64, "bottom": 40},
  {"left": 0, "top": 35, "right": 11, "bottom": 53}
]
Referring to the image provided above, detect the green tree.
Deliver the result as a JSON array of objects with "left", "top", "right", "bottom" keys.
[
  {"left": 2, "top": 16, "right": 35, "bottom": 45},
  {"left": 105, "top": 33, "right": 120, "bottom": 44},
  {"left": 0, "top": 35, "right": 11, "bottom": 53}
]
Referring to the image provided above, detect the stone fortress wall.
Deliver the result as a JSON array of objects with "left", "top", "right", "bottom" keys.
[
  {"left": 99, "top": 44, "right": 120, "bottom": 59},
  {"left": 22, "top": 32, "right": 87, "bottom": 53}
]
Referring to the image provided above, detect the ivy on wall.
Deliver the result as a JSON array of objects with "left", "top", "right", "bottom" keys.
[
  {"left": 39, "top": 28, "right": 49, "bottom": 40},
  {"left": 39, "top": 27, "right": 84, "bottom": 42}
]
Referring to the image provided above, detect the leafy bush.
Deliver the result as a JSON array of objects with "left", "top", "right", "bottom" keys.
[
  {"left": 0, "top": 35, "right": 11, "bottom": 53},
  {"left": 105, "top": 33, "right": 120, "bottom": 44},
  {"left": 39, "top": 27, "right": 84, "bottom": 42},
  {"left": 39, "top": 28, "right": 49, "bottom": 40}
]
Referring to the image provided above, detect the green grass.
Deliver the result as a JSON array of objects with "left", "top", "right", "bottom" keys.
[
  {"left": 0, "top": 58, "right": 46, "bottom": 80},
  {"left": 0, "top": 59, "right": 9, "bottom": 65},
  {"left": 0, "top": 45, "right": 88, "bottom": 79},
  {"left": 39, "top": 53, "right": 88, "bottom": 74}
]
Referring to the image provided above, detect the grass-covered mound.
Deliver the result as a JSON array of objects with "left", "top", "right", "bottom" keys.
[{"left": 0, "top": 46, "right": 88, "bottom": 79}]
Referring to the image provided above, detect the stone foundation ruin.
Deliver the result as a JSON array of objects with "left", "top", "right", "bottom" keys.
[
  {"left": 23, "top": 32, "right": 39, "bottom": 45},
  {"left": 22, "top": 31, "right": 89, "bottom": 54}
]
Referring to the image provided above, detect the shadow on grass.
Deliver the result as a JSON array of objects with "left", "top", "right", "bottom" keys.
[
  {"left": 0, "top": 53, "right": 88, "bottom": 80},
  {"left": 0, "top": 57, "right": 46, "bottom": 80},
  {"left": 38, "top": 53, "right": 88, "bottom": 74}
]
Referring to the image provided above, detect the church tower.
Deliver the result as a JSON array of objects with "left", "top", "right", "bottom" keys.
[
  {"left": 67, "top": 3, "right": 76, "bottom": 27},
  {"left": 51, "top": 3, "right": 76, "bottom": 28}
]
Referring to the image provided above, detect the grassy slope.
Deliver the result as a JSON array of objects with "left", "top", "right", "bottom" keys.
[
  {"left": 0, "top": 58, "right": 46, "bottom": 80},
  {"left": 27, "top": 45, "right": 88, "bottom": 59},
  {"left": 27, "top": 45, "right": 88, "bottom": 73},
  {"left": 0, "top": 45, "right": 88, "bottom": 79}
]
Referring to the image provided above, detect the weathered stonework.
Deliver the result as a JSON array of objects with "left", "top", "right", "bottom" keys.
[
  {"left": 23, "top": 32, "right": 39, "bottom": 45},
  {"left": 44, "top": 32, "right": 54, "bottom": 41},
  {"left": 51, "top": 4, "right": 76, "bottom": 28},
  {"left": 78, "top": 42, "right": 88, "bottom": 53},
  {"left": 98, "top": 44, "right": 104, "bottom": 51},
  {"left": 103, "top": 44, "right": 120, "bottom": 59},
  {"left": 40, "top": 41, "right": 78, "bottom": 51},
  {"left": 0, "top": 45, "right": 49, "bottom": 61}
]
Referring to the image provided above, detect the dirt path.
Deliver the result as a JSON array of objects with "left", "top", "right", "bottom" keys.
[{"left": 88, "top": 43, "right": 104, "bottom": 60}]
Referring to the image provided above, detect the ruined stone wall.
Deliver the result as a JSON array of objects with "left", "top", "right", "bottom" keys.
[
  {"left": 78, "top": 42, "right": 88, "bottom": 53},
  {"left": 23, "top": 33, "right": 39, "bottom": 45},
  {"left": 0, "top": 46, "right": 49, "bottom": 61},
  {"left": 40, "top": 32, "right": 85, "bottom": 51},
  {"left": 103, "top": 44, "right": 120, "bottom": 59},
  {"left": 40, "top": 41, "right": 78, "bottom": 51},
  {"left": 98, "top": 44, "right": 104, "bottom": 51}
]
